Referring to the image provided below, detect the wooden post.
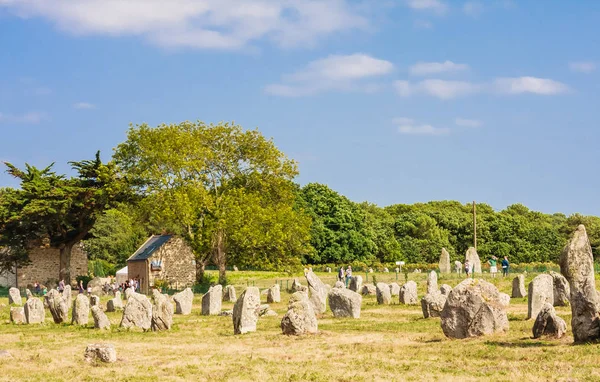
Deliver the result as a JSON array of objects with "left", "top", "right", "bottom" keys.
[{"left": 473, "top": 201, "right": 477, "bottom": 250}]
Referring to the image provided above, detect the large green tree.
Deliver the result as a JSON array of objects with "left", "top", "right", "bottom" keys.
[
  {"left": 113, "top": 121, "right": 311, "bottom": 284},
  {"left": 0, "top": 153, "right": 130, "bottom": 282}
]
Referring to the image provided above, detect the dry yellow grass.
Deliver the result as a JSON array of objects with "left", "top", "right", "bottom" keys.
[{"left": 1, "top": 273, "right": 599, "bottom": 381}]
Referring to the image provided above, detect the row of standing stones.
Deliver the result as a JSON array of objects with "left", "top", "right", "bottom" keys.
[{"left": 4, "top": 224, "right": 600, "bottom": 362}]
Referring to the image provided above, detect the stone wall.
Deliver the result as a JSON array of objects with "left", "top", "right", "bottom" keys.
[
  {"left": 18, "top": 244, "right": 88, "bottom": 287},
  {"left": 127, "top": 260, "right": 149, "bottom": 293},
  {"left": 0, "top": 267, "right": 16, "bottom": 288}
]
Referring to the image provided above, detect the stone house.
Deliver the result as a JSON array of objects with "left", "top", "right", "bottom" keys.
[
  {"left": 127, "top": 235, "right": 196, "bottom": 294},
  {"left": 0, "top": 244, "right": 88, "bottom": 288}
]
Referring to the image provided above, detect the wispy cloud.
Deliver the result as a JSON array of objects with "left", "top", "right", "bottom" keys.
[
  {"left": 413, "top": 20, "right": 433, "bottom": 29},
  {"left": 265, "top": 53, "right": 394, "bottom": 97},
  {"left": 455, "top": 118, "right": 482, "bottom": 127},
  {"left": 396, "top": 76, "right": 569, "bottom": 99},
  {"left": 73, "top": 102, "right": 96, "bottom": 110},
  {"left": 394, "top": 117, "right": 450, "bottom": 136},
  {"left": 0, "top": 111, "right": 47, "bottom": 124},
  {"left": 405, "top": 0, "right": 448, "bottom": 14},
  {"left": 463, "top": 1, "right": 484, "bottom": 17},
  {"left": 409, "top": 61, "right": 469, "bottom": 76},
  {"left": 0, "top": 0, "right": 368, "bottom": 50},
  {"left": 569, "top": 61, "right": 596, "bottom": 74}
]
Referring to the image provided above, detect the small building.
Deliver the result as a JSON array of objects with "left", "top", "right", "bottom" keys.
[
  {"left": 115, "top": 266, "right": 128, "bottom": 285},
  {"left": 127, "top": 235, "right": 196, "bottom": 294}
]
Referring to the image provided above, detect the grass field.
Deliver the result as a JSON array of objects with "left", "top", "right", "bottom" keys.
[{"left": 1, "top": 271, "right": 599, "bottom": 381}]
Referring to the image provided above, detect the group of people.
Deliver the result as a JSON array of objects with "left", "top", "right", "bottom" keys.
[
  {"left": 464, "top": 256, "right": 510, "bottom": 277},
  {"left": 337, "top": 266, "right": 353, "bottom": 287}
]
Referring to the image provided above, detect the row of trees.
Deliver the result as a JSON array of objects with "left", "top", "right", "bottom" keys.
[{"left": 1, "top": 121, "right": 598, "bottom": 285}]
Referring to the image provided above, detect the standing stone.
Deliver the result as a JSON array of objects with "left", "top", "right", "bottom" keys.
[
  {"left": 498, "top": 293, "right": 511, "bottom": 307},
  {"left": 465, "top": 247, "right": 482, "bottom": 274},
  {"left": 25, "top": 289, "right": 32, "bottom": 300},
  {"left": 305, "top": 271, "right": 327, "bottom": 314},
  {"left": 72, "top": 294, "right": 90, "bottom": 325},
  {"left": 90, "top": 295, "right": 100, "bottom": 307},
  {"left": 527, "top": 274, "right": 554, "bottom": 320},
  {"left": 46, "top": 289, "right": 69, "bottom": 324},
  {"left": 549, "top": 271, "right": 570, "bottom": 307},
  {"left": 334, "top": 281, "right": 346, "bottom": 289},
  {"left": 383, "top": 268, "right": 389, "bottom": 273},
  {"left": 202, "top": 285, "right": 223, "bottom": 316},
  {"left": 84, "top": 344, "right": 117, "bottom": 363},
  {"left": 421, "top": 292, "right": 447, "bottom": 318},
  {"left": 389, "top": 283, "right": 401, "bottom": 296},
  {"left": 223, "top": 285, "right": 237, "bottom": 302},
  {"left": 8, "top": 287, "right": 21, "bottom": 306},
  {"left": 559, "top": 224, "right": 600, "bottom": 342},
  {"left": 233, "top": 287, "right": 261, "bottom": 335},
  {"left": 281, "top": 291, "right": 318, "bottom": 335},
  {"left": 511, "top": 275, "right": 526, "bottom": 298},
  {"left": 454, "top": 261, "right": 462, "bottom": 274},
  {"left": 267, "top": 284, "right": 281, "bottom": 303},
  {"left": 328, "top": 288, "right": 362, "bottom": 318},
  {"left": 439, "top": 248, "right": 451, "bottom": 274},
  {"left": 91, "top": 306, "right": 111, "bottom": 329},
  {"left": 124, "top": 287, "right": 135, "bottom": 300},
  {"left": 24, "top": 297, "right": 44, "bottom": 324},
  {"left": 426, "top": 271, "right": 438, "bottom": 295},
  {"left": 107, "top": 292, "right": 124, "bottom": 312},
  {"left": 399, "top": 281, "right": 418, "bottom": 305},
  {"left": 233, "top": 265, "right": 239, "bottom": 272},
  {"left": 173, "top": 288, "right": 193, "bottom": 315},
  {"left": 326, "top": 267, "right": 331, "bottom": 273},
  {"left": 532, "top": 303, "right": 567, "bottom": 339},
  {"left": 151, "top": 289, "right": 173, "bottom": 331},
  {"left": 10, "top": 307, "right": 25, "bottom": 324},
  {"left": 291, "top": 278, "right": 308, "bottom": 293},
  {"left": 361, "top": 284, "right": 376, "bottom": 295},
  {"left": 63, "top": 285, "right": 72, "bottom": 305},
  {"left": 441, "top": 279, "right": 509, "bottom": 339},
  {"left": 376, "top": 282, "right": 391, "bottom": 305},
  {"left": 440, "top": 284, "right": 452, "bottom": 296},
  {"left": 120, "top": 292, "right": 152, "bottom": 330},
  {"left": 349, "top": 276, "right": 363, "bottom": 293}
]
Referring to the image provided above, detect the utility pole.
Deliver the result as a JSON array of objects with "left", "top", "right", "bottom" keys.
[{"left": 473, "top": 200, "right": 477, "bottom": 250}]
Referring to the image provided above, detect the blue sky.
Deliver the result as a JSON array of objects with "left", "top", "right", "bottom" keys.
[{"left": 1, "top": 0, "right": 599, "bottom": 215}]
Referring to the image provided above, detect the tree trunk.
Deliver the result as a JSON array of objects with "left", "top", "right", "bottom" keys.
[
  {"left": 196, "top": 259, "right": 207, "bottom": 283},
  {"left": 59, "top": 242, "right": 74, "bottom": 285},
  {"left": 214, "top": 230, "right": 227, "bottom": 285}
]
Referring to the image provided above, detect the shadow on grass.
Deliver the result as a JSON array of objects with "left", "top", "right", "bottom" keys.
[{"left": 484, "top": 340, "right": 559, "bottom": 348}]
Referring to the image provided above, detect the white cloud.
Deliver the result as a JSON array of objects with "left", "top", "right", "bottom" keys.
[
  {"left": 266, "top": 53, "right": 394, "bottom": 97},
  {"left": 405, "top": 0, "right": 447, "bottom": 14},
  {"left": 569, "top": 61, "right": 596, "bottom": 74},
  {"left": 463, "top": 1, "right": 484, "bottom": 17},
  {"left": 455, "top": 118, "right": 482, "bottom": 127},
  {"left": 73, "top": 102, "right": 95, "bottom": 109},
  {"left": 0, "top": 0, "right": 368, "bottom": 50},
  {"left": 0, "top": 111, "right": 46, "bottom": 124},
  {"left": 393, "top": 118, "right": 450, "bottom": 136},
  {"left": 395, "top": 79, "right": 480, "bottom": 99},
  {"left": 409, "top": 60, "right": 469, "bottom": 76},
  {"left": 493, "top": 77, "right": 569, "bottom": 95}
]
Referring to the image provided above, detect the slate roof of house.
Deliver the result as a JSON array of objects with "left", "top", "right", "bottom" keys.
[{"left": 128, "top": 235, "right": 173, "bottom": 261}]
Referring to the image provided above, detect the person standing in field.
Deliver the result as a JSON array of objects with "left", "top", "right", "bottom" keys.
[
  {"left": 488, "top": 256, "right": 498, "bottom": 278},
  {"left": 501, "top": 256, "right": 509, "bottom": 277},
  {"left": 338, "top": 267, "right": 345, "bottom": 282},
  {"left": 464, "top": 260, "right": 471, "bottom": 278},
  {"left": 78, "top": 279, "right": 84, "bottom": 294},
  {"left": 345, "top": 266, "right": 353, "bottom": 287}
]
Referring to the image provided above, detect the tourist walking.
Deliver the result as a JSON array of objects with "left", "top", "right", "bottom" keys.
[
  {"left": 488, "top": 256, "right": 498, "bottom": 278},
  {"left": 464, "top": 260, "right": 471, "bottom": 278},
  {"left": 58, "top": 279, "right": 65, "bottom": 293},
  {"left": 501, "top": 256, "right": 509, "bottom": 277},
  {"left": 345, "top": 266, "right": 353, "bottom": 287},
  {"left": 338, "top": 267, "right": 345, "bottom": 282},
  {"left": 78, "top": 279, "right": 84, "bottom": 294}
]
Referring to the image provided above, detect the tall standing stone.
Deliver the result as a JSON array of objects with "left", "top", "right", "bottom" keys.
[
  {"left": 465, "top": 247, "right": 482, "bottom": 274},
  {"left": 527, "top": 274, "right": 554, "bottom": 320},
  {"left": 426, "top": 271, "right": 438, "bottom": 295},
  {"left": 281, "top": 291, "right": 318, "bottom": 335},
  {"left": 25, "top": 289, "right": 32, "bottom": 300},
  {"left": 63, "top": 285, "right": 72, "bottom": 305},
  {"left": 91, "top": 306, "right": 111, "bottom": 330},
  {"left": 223, "top": 285, "right": 237, "bottom": 302},
  {"left": 376, "top": 282, "right": 391, "bottom": 305},
  {"left": 120, "top": 292, "right": 152, "bottom": 330},
  {"left": 267, "top": 284, "right": 281, "bottom": 303},
  {"left": 454, "top": 261, "right": 462, "bottom": 274},
  {"left": 151, "top": 289, "right": 173, "bottom": 331},
  {"left": 328, "top": 288, "right": 362, "bottom": 318},
  {"left": 439, "top": 248, "right": 451, "bottom": 274},
  {"left": 233, "top": 287, "right": 260, "bottom": 335},
  {"left": 549, "top": 271, "right": 570, "bottom": 307},
  {"left": 389, "top": 283, "right": 401, "bottom": 296},
  {"left": 24, "top": 297, "right": 44, "bottom": 324},
  {"left": 107, "top": 292, "right": 124, "bottom": 312},
  {"left": 305, "top": 271, "right": 327, "bottom": 314},
  {"left": 399, "top": 281, "right": 418, "bottom": 305},
  {"left": 349, "top": 276, "right": 363, "bottom": 293},
  {"left": 72, "top": 293, "right": 90, "bottom": 325},
  {"left": 559, "top": 224, "right": 600, "bottom": 342},
  {"left": 511, "top": 275, "right": 526, "bottom": 298},
  {"left": 8, "top": 287, "right": 21, "bottom": 306},
  {"left": 202, "top": 285, "right": 223, "bottom": 316},
  {"left": 90, "top": 295, "right": 100, "bottom": 307},
  {"left": 291, "top": 278, "right": 307, "bottom": 293},
  {"left": 173, "top": 288, "right": 193, "bottom": 315},
  {"left": 46, "top": 289, "right": 69, "bottom": 324}
]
